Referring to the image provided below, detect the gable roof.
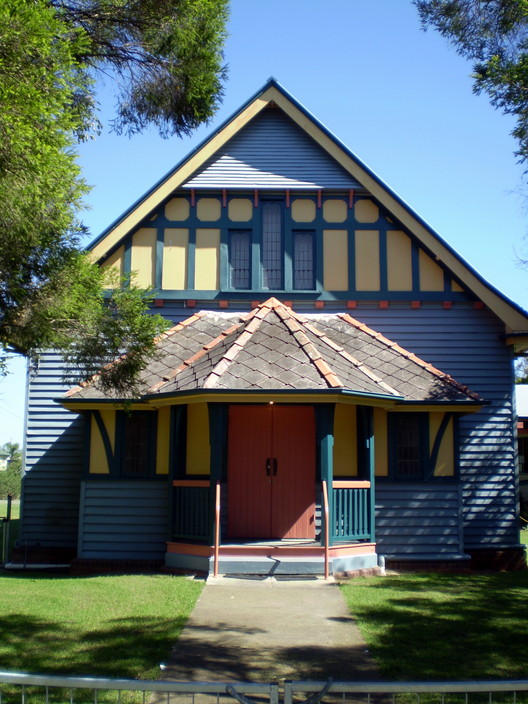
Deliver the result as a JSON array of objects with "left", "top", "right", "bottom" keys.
[
  {"left": 88, "top": 78, "right": 528, "bottom": 334},
  {"left": 63, "top": 298, "right": 481, "bottom": 407}
]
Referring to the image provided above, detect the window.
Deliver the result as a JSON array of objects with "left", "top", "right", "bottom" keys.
[
  {"left": 229, "top": 231, "right": 251, "bottom": 289},
  {"left": 293, "top": 231, "right": 314, "bottom": 290},
  {"left": 389, "top": 413, "right": 426, "bottom": 479},
  {"left": 120, "top": 411, "right": 156, "bottom": 477},
  {"left": 262, "top": 202, "right": 283, "bottom": 289}
]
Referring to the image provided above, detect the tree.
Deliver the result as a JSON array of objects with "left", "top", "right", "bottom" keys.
[
  {"left": 414, "top": 1, "right": 528, "bottom": 167},
  {"left": 0, "top": 443, "right": 22, "bottom": 500},
  {"left": 0, "top": 0, "right": 228, "bottom": 390}
]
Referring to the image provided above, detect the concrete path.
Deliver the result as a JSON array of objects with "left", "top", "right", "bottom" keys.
[{"left": 163, "top": 576, "right": 380, "bottom": 683}]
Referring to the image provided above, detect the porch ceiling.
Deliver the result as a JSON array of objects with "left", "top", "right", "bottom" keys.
[{"left": 63, "top": 298, "right": 480, "bottom": 405}]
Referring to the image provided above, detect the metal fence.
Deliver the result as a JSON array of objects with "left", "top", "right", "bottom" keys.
[{"left": 1, "top": 673, "right": 528, "bottom": 704}]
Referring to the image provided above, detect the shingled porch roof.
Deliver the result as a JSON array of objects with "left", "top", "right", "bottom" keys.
[{"left": 63, "top": 298, "right": 481, "bottom": 406}]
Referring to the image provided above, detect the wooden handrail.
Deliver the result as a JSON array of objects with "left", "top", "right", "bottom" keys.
[
  {"left": 332, "top": 480, "right": 371, "bottom": 489},
  {"left": 213, "top": 480, "right": 221, "bottom": 577},
  {"left": 322, "top": 480, "right": 330, "bottom": 580}
]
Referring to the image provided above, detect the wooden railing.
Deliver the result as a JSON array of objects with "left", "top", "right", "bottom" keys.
[
  {"left": 331, "top": 480, "right": 371, "bottom": 542},
  {"left": 172, "top": 480, "right": 211, "bottom": 541}
]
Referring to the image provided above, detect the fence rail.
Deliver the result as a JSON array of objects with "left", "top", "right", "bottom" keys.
[{"left": 2, "top": 673, "right": 528, "bottom": 704}]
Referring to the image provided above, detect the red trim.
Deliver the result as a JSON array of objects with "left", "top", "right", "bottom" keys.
[
  {"left": 222, "top": 189, "right": 227, "bottom": 207},
  {"left": 347, "top": 301, "right": 357, "bottom": 309},
  {"left": 154, "top": 299, "right": 165, "bottom": 308},
  {"left": 172, "top": 479, "right": 210, "bottom": 488},
  {"left": 317, "top": 190, "right": 322, "bottom": 208},
  {"left": 315, "top": 300, "right": 325, "bottom": 309},
  {"left": 285, "top": 190, "right": 290, "bottom": 208},
  {"left": 411, "top": 301, "right": 421, "bottom": 309},
  {"left": 190, "top": 189, "right": 195, "bottom": 207},
  {"left": 474, "top": 301, "right": 484, "bottom": 309},
  {"left": 219, "top": 300, "right": 229, "bottom": 309},
  {"left": 254, "top": 190, "right": 259, "bottom": 207},
  {"left": 349, "top": 189, "right": 355, "bottom": 208},
  {"left": 186, "top": 299, "right": 196, "bottom": 308},
  {"left": 379, "top": 301, "right": 389, "bottom": 309},
  {"left": 443, "top": 301, "right": 453, "bottom": 309}
]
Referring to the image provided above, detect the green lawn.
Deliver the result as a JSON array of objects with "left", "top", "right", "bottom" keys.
[
  {"left": 340, "top": 571, "right": 528, "bottom": 681},
  {"left": 0, "top": 572, "right": 203, "bottom": 680}
]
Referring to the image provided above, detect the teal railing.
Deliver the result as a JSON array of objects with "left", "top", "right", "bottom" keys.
[
  {"left": 172, "top": 480, "right": 212, "bottom": 541},
  {"left": 331, "top": 481, "right": 371, "bottom": 542}
]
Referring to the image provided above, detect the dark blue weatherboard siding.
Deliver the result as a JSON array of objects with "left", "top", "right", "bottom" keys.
[
  {"left": 78, "top": 480, "right": 169, "bottom": 560},
  {"left": 21, "top": 353, "right": 85, "bottom": 548},
  {"left": 375, "top": 482, "right": 463, "bottom": 556},
  {"left": 22, "top": 303, "right": 517, "bottom": 560},
  {"left": 184, "top": 110, "right": 360, "bottom": 190},
  {"left": 356, "top": 303, "right": 518, "bottom": 552}
]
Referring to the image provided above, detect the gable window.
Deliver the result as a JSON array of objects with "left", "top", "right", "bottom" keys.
[
  {"left": 389, "top": 413, "right": 427, "bottom": 479},
  {"left": 119, "top": 411, "right": 156, "bottom": 477},
  {"left": 293, "top": 231, "right": 315, "bottom": 290},
  {"left": 262, "top": 201, "right": 283, "bottom": 289},
  {"left": 229, "top": 230, "right": 251, "bottom": 289}
]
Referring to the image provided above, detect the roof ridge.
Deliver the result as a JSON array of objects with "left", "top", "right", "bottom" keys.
[
  {"left": 299, "top": 318, "right": 401, "bottom": 397},
  {"left": 148, "top": 319, "right": 245, "bottom": 393},
  {"left": 273, "top": 306, "right": 344, "bottom": 388},
  {"left": 338, "top": 313, "right": 481, "bottom": 401},
  {"left": 202, "top": 310, "right": 267, "bottom": 388}
]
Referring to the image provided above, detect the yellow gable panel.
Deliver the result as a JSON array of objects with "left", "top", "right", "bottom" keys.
[
  {"left": 195, "top": 229, "right": 220, "bottom": 289},
  {"left": 323, "top": 229, "right": 348, "bottom": 291},
  {"left": 101, "top": 245, "right": 124, "bottom": 287},
  {"left": 165, "top": 197, "right": 190, "bottom": 221},
  {"left": 323, "top": 199, "right": 347, "bottom": 223},
  {"left": 387, "top": 230, "right": 413, "bottom": 291},
  {"left": 197, "top": 197, "right": 221, "bottom": 221},
  {"left": 228, "top": 198, "right": 253, "bottom": 222},
  {"left": 419, "top": 249, "right": 445, "bottom": 292},
  {"left": 162, "top": 228, "right": 188, "bottom": 290},
  {"left": 355, "top": 199, "right": 379, "bottom": 223},
  {"left": 355, "top": 230, "right": 380, "bottom": 291},
  {"left": 131, "top": 228, "right": 156, "bottom": 288},
  {"left": 334, "top": 405, "right": 357, "bottom": 476},
  {"left": 291, "top": 199, "right": 316, "bottom": 222}
]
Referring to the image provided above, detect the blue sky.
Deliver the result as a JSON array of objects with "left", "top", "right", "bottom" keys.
[{"left": 1, "top": 0, "right": 527, "bottom": 446}]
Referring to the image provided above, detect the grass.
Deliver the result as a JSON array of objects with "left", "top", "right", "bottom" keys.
[
  {"left": 340, "top": 571, "right": 528, "bottom": 681},
  {"left": 0, "top": 572, "right": 203, "bottom": 681}
]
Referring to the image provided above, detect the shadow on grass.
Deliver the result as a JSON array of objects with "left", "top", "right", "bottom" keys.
[{"left": 341, "top": 572, "right": 528, "bottom": 681}]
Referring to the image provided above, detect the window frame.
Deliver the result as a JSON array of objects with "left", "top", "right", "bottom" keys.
[
  {"left": 388, "top": 412, "right": 429, "bottom": 481},
  {"left": 117, "top": 410, "right": 157, "bottom": 479}
]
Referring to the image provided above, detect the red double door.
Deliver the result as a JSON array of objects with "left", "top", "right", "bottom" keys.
[{"left": 227, "top": 405, "right": 316, "bottom": 539}]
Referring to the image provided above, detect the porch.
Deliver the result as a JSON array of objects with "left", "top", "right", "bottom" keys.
[{"left": 166, "top": 478, "right": 378, "bottom": 576}]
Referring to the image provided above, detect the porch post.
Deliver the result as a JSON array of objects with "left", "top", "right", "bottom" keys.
[
  {"left": 358, "top": 406, "right": 376, "bottom": 544},
  {"left": 208, "top": 403, "right": 228, "bottom": 544},
  {"left": 315, "top": 404, "right": 335, "bottom": 546}
]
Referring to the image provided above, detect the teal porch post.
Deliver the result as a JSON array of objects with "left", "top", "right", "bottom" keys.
[
  {"left": 208, "top": 403, "right": 228, "bottom": 544},
  {"left": 357, "top": 406, "right": 376, "bottom": 543},
  {"left": 315, "top": 404, "right": 335, "bottom": 546}
]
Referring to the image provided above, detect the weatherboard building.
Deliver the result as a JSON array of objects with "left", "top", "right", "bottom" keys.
[{"left": 18, "top": 80, "right": 528, "bottom": 574}]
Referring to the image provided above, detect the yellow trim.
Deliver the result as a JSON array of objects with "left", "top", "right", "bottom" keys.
[
  {"left": 333, "top": 405, "right": 357, "bottom": 476},
  {"left": 373, "top": 408, "right": 388, "bottom": 476},
  {"left": 162, "top": 228, "right": 188, "bottom": 290},
  {"left": 186, "top": 402, "right": 211, "bottom": 475},
  {"left": 195, "top": 229, "right": 220, "bottom": 289},
  {"left": 393, "top": 404, "right": 482, "bottom": 413},
  {"left": 323, "top": 229, "right": 348, "bottom": 291},
  {"left": 355, "top": 230, "right": 380, "bottom": 291},
  {"left": 130, "top": 228, "right": 156, "bottom": 288},
  {"left": 156, "top": 406, "right": 170, "bottom": 475},
  {"left": 101, "top": 245, "right": 124, "bottom": 281},
  {"left": 89, "top": 411, "right": 115, "bottom": 474},
  {"left": 505, "top": 335, "right": 528, "bottom": 353},
  {"left": 429, "top": 412, "right": 454, "bottom": 477}
]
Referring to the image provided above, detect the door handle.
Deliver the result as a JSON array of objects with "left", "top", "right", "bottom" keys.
[
  {"left": 273, "top": 458, "right": 278, "bottom": 476},
  {"left": 266, "top": 458, "right": 271, "bottom": 476}
]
